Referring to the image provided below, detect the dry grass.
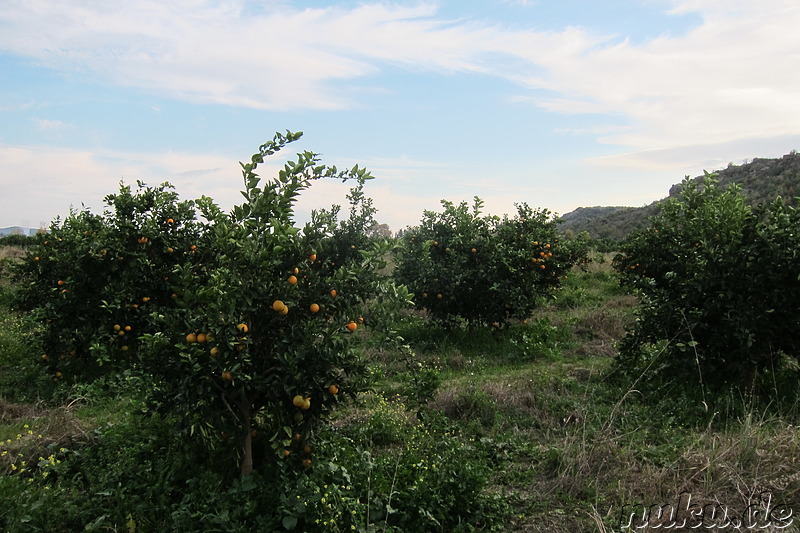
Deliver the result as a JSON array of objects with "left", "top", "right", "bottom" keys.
[{"left": 0, "top": 246, "right": 26, "bottom": 262}]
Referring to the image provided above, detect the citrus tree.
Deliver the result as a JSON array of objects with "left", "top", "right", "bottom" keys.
[
  {"left": 395, "top": 198, "right": 583, "bottom": 327},
  {"left": 13, "top": 182, "right": 203, "bottom": 381},
  {"left": 613, "top": 175, "right": 800, "bottom": 399},
  {"left": 138, "top": 132, "right": 410, "bottom": 477}
]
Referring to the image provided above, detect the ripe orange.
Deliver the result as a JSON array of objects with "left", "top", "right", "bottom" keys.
[
  {"left": 540, "top": 264, "right": 546, "bottom": 269},
  {"left": 57, "top": 280, "right": 65, "bottom": 286},
  {"left": 471, "top": 248, "right": 477, "bottom": 253},
  {"left": 302, "top": 458, "right": 312, "bottom": 468},
  {"left": 167, "top": 218, "right": 174, "bottom": 224},
  {"left": 288, "top": 275, "right": 298, "bottom": 285},
  {"left": 141, "top": 296, "right": 150, "bottom": 303},
  {"left": 54, "top": 371, "right": 62, "bottom": 378},
  {"left": 237, "top": 323, "right": 249, "bottom": 334},
  {"left": 118, "top": 331, "right": 125, "bottom": 337},
  {"left": 272, "top": 300, "right": 285, "bottom": 312},
  {"left": 301, "top": 398, "right": 311, "bottom": 410},
  {"left": 279, "top": 305, "right": 289, "bottom": 316},
  {"left": 328, "top": 384, "right": 339, "bottom": 395},
  {"left": 346, "top": 322, "right": 358, "bottom": 332},
  {"left": 113, "top": 324, "right": 122, "bottom": 332},
  {"left": 196, "top": 333, "right": 207, "bottom": 343},
  {"left": 293, "top": 267, "right": 299, "bottom": 275},
  {"left": 309, "top": 303, "right": 320, "bottom": 313},
  {"left": 171, "top": 293, "right": 178, "bottom": 299},
  {"left": 329, "top": 289, "right": 337, "bottom": 297},
  {"left": 437, "top": 293, "right": 443, "bottom": 299},
  {"left": 41, "top": 354, "right": 48, "bottom": 361},
  {"left": 283, "top": 449, "right": 291, "bottom": 457},
  {"left": 292, "top": 395, "right": 305, "bottom": 407},
  {"left": 221, "top": 371, "right": 233, "bottom": 382},
  {"left": 166, "top": 247, "right": 174, "bottom": 254},
  {"left": 308, "top": 253, "right": 317, "bottom": 261},
  {"left": 186, "top": 333, "right": 197, "bottom": 343},
  {"left": 124, "top": 325, "right": 132, "bottom": 332}
]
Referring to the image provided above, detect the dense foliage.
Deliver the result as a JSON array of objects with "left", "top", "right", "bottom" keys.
[
  {"left": 12, "top": 131, "right": 412, "bottom": 478},
  {"left": 613, "top": 175, "right": 800, "bottom": 401},
  {"left": 395, "top": 198, "right": 586, "bottom": 327}
]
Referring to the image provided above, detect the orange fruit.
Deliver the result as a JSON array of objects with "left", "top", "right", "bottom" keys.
[
  {"left": 113, "top": 324, "right": 121, "bottom": 332},
  {"left": 221, "top": 371, "right": 233, "bottom": 381},
  {"left": 301, "top": 398, "right": 311, "bottom": 410},
  {"left": 437, "top": 293, "right": 443, "bottom": 299},
  {"left": 272, "top": 300, "right": 285, "bottom": 312},
  {"left": 196, "top": 333, "right": 207, "bottom": 343},
  {"left": 540, "top": 264, "right": 546, "bottom": 269},
  {"left": 346, "top": 322, "right": 358, "bottom": 332},
  {"left": 293, "top": 267, "right": 299, "bottom": 274},
  {"left": 54, "top": 371, "right": 62, "bottom": 378},
  {"left": 308, "top": 253, "right": 317, "bottom": 261},
  {"left": 121, "top": 345, "right": 129, "bottom": 352},
  {"left": 210, "top": 347, "right": 220, "bottom": 357},
  {"left": 328, "top": 384, "right": 339, "bottom": 395},
  {"left": 237, "top": 323, "right": 249, "bottom": 334},
  {"left": 292, "top": 395, "right": 305, "bottom": 407},
  {"left": 57, "top": 280, "right": 65, "bottom": 286},
  {"left": 309, "top": 303, "right": 320, "bottom": 313},
  {"left": 118, "top": 331, "right": 125, "bottom": 337},
  {"left": 124, "top": 326, "right": 132, "bottom": 332},
  {"left": 34, "top": 256, "right": 39, "bottom": 261},
  {"left": 279, "top": 305, "right": 289, "bottom": 316},
  {"left": 166, "top": 247, "right": 174, "bottom": 253},
  {"left": 471, "top": 248, "right": 477, "bottom": 253},
  {"left": 288, "top": 275, "right": 298, "bottom": 285},
  {"left": 283, "top": 449, "right": 291, "bottom": 457},
  {"left": 302, "top": 458, "right": 312, "bottom": 468},
  {"left": 330, "top": 289, "right": 337, "bottom": 297},
  {"left": 186, "top": 333, "right": 197, "bottom": 343},
  {"left": 167, "top": 218, "right": 174, "bottom": 224}
]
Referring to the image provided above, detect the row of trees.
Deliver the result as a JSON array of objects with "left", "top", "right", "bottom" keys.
[{"left": 12, "top": 132, "right": 586, "bottom": 483}]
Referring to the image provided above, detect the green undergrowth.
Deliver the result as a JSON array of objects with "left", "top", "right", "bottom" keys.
[{"left": 1, "top": 251, "right": 799, "bottom": 532}]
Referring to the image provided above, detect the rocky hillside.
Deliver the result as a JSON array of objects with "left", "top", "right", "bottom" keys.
[{"left": 559, "top": 151, "right": 800, "bottom": 241}]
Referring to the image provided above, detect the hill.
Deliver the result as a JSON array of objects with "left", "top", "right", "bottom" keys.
[{"left": 559, "top": 151, "right": 800, "bottom": 241}]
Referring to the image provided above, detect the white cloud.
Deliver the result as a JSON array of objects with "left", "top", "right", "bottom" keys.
[
  {"left": 1, "top": 0, "right": 799, "bottom": 178},
  {"left": 32, "top": 118, "right": 68, "bottom": 131}
]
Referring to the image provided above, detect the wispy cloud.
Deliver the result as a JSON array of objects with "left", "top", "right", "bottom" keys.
[
  {"left": 1, "top": 0, "right": 799, "bottom": 177},
  {"left": 32, "top": 118, "right": 68, "bottom": 131}
]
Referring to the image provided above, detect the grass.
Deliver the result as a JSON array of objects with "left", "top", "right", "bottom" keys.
[{"left": 1, "top": 247, "right": 798, "bottom": 532}]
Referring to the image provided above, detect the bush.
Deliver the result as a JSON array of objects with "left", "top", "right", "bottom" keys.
[
  {"left": 395, "top": 198, "right": 585, "bottom": 328},
  {"left": 613, "top": 175, "right": 800, "bottom": 404}
]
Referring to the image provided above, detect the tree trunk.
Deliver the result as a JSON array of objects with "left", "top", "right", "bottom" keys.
[{"left": 239, "top": 401, "right": 253, "bottom": 478}]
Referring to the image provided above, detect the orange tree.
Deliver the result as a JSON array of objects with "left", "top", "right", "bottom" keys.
[
  {"left": 13, "top": 182, "right": 203, "bottom": 382},
  {"left": 138, "top": 132, "right": 409, "bottom": 477},
  {"left": 394, "top": 197, "right": 584, "bottom": 327},
  {"left": 613, "top": 175, "right": 800, "bottom": 402}
]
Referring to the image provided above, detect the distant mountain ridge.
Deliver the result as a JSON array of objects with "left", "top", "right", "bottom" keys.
[
  {"left": 0, "top": 226, "right": 40, "bottom": 237},
  {"left": 559, "top": 151, "right": 800, "bottom": 241}
]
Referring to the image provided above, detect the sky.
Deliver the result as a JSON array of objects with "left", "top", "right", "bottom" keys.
[{"left": 2, "top": 0, "right": 800, "bottom": 232}]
